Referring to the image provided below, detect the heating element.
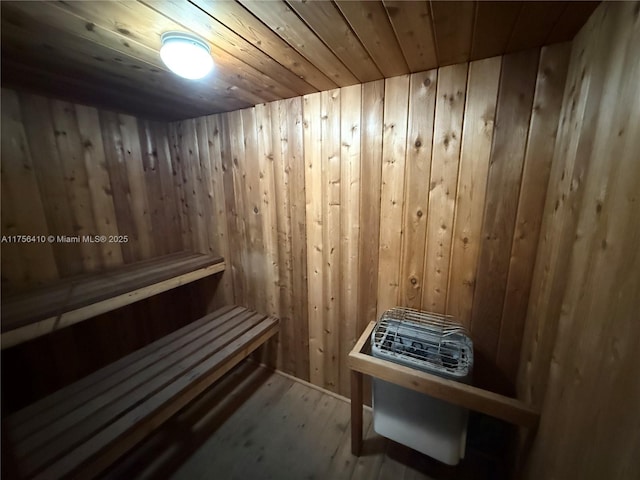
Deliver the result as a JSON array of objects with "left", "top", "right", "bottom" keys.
[{"left": 372, "top": 307, "right": 473, "bottom": 380}]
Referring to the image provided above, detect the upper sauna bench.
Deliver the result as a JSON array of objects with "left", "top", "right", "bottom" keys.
[{"left": 1, "top": 251, "right": 225, "bottom": 349}]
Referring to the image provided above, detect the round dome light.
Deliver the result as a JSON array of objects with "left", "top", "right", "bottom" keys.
[{"left": 160, "top": 32, "right": 214, "bottom": 80}]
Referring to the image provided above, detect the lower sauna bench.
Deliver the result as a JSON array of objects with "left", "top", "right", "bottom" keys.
[{"left": 3, "top": 305, "right": 279, "bottom": 480}]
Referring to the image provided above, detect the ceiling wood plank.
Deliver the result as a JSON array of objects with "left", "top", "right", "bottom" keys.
[
  {"left": 287, "top": 0, "right": 382, "bottom": 83},
  {"left": 0, "top": 12, "right": 247, "bottom": 114},
  {"left": 1, "top": 56, "right": 197, "bottom": 121},
  {"left": 506, "top": 1, "right": 567, "bottom": 53},
  {"left": 58, "top": 0, "right": 314, "bottom": 98},
  {"left": 430, "top": 1, "right": 476, "bottom": 66},
  {"left": 471, "top": 1, "right": 522, "bottom": 61},
  {"left": 382, "top": 0, "right": 438, "bottom": 72},
  {"left": 4, "top": 1, "right": 269, "bottom": 110},
  {"left": 190, "top": 0, "right": 337, "bottom": 91},
  {"left": 334, "top": 0, "right": 409, "bottom": 78},
  {"left": 135, "top": 0, "right": 301, "bottom": 101},
  {"left": 239, "top": 0, "right": 359, "bottom": 87},
  {"left": 545, "top": 1, "right": 600, "bottom": 45}
]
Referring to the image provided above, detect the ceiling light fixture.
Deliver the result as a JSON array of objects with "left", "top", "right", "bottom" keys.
[{"left": 160, "top": 32, "right": 214, "bottom": 80}]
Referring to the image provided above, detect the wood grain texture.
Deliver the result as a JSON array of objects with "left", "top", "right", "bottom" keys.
[
  {"left": 335, "top": 0, "right": 408, "bottom": 78},
  {"left": 446, "top": 56, "right": 501, "bottom": 328},
  {"left": 3, "top": 40, "right": 574, "bottom": 400},
  {"left": 357, "top": 80, "right": 385, "bottom": 334},
  {"left": 376, "top": 75, "right": 410, "bottom": 317},
  {"left": 0, "top": 1, "right": 595, "bottom": 120},
  {"left": 399, "top": 70, "right": 437, "bottom": 309},
  {"left": 497, "top": 44, "right": 571, "bottom": 382},
  {"left": 239, "top": 0, "right": 358, "bottom": 87},
  {"left": 422, "top": 63, "right": 467, "bottom": 313},
  {"left": 339, "top": 84, "right": 362, "bottom": 396},
  {"left": 506, "top": 1, "right": 567, "bottom": 54},
  {"left": 384, "top": 1, "right": 438, "bottom": 72},
  {"left": 520, "top": 3, "right": 640, "bottom": 479},
  {"left": 288, "top": 0, "right": 382, "bottom": 83},
  {"left": 154, "top": 48, "right": 566, "bottom": 397},
  {"left": 303, "top": 92, "right": 324, "bottom": 386},
  {"left": 470, "top": 48, "right": 539, "bottom": 391},
  {"left": 320, "top": 89, "right": 342, "bottom": 392},
  {"left": 430, "top": 1, "right": 476, "bottom": 66},
  {"left": 0, "top": 90, "right": 192, "bottom": 287}
]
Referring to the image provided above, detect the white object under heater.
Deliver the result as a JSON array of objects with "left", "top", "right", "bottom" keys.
[{"left": 371, "top": 307, "right": 473, "bottom": 465}]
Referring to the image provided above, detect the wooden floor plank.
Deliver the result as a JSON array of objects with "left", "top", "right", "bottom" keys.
[{"left": 95, "top": 363, "right": 511, "bottom": 480}]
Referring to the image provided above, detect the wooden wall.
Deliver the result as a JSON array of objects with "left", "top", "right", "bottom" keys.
[
  {"left": 0, "top": 90, "right": 227, "bottom": 410},
  {"left": 2, "top": 89, "right": 191, "bottom": 285},
  {"left": 519, "top": 2, "right": 640, "bottom": 478},
  {"left": 2, "top": 43, "right": 573, "bottom": 403},
  {"left": 179, "top": 44, "right": 571, "bottom": 395}
]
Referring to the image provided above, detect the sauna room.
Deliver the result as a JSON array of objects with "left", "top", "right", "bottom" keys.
[{"left": 1, "top": 1, "right": 638, "bottom": 479}]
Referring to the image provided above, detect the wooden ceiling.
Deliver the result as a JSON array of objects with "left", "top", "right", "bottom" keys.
[{"left": 1, "top": 1, "right": 598, "bottom": 121}]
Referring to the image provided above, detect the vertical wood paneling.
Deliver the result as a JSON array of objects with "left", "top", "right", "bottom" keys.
[
  {"left": 203, "top": 115, "right": 234, "bottom": 305},
  {"left": 521, "top": 3, "right": 640, "bottom": 479},
  {"left": 357, "top": 80, "right": 384, "bottom": 333},
  {"left": 519, "top": 10, "right": 605, "bottom": 407},
  {"left": 339, "top": 84, "right": 361, "bottom": 395},
  {"left": 422, "top": 63, "right": 467, "bottom": 313},
  {"left": 399, "top": 70, "right": 437, "bottom": 309},
  {"left": 303, "top": 92, "right": 324, "bottom": 386},
  {"left": 50, "top": 100, "right": 102, "bottom": 271},
  {"left": 227, "top": 110, "right": 252, "bottom": 307},
  {"left": 497, "top": 44, "right": 571, "bottom": 382},
  {"left": 0, "top": 89, "right": 198, "bottom": 287},
  {"left": 117, "top": 114, "right": 154, "bottom": 258},
  {"left": 139, "top": 119, "right": 169, "bottom": 257},
  {"left": 100, "top": 110, "right": 139, "bottom": 263},
  {"left": 0, "top": 91, "right": 58, "bottom": 286},
  {"left": 270, "top": 100, "right": 295, "bottom": 375},
  {"left": 152, "top": 122, "right": 183, "bottom": 254},
  {"left": 320, "top": 89, "right": 341, "bottom": 391},
  {"left": 197, "top": 49, "right": 567, "bottom": 396},
  {"left": 75, "top": 105, "right": 123, "bottom": 266},
  {"left": 166, "top": 122, "right": 191, "bottom": 253},
  {"left": 241, "top": 108, "right": 267, "bottom": 313},
  {"left": 254, "top": 104, "right": 280, "bottom": 317},
  {"left": 3, "top": 39, "right": 574, "bottom": 401},
  {"left": 376, "top": 75, "right": 410, "bottom": 317},
  {"left": 20, "top": 94, "right": 84, "bottom": 275},
  {"left": 216, "top": 113, "right": 247, "bottom": 306},
  {"left": 283, "top": 97, "right": 310, "bottom": 381},
  {"left": 470, "top": 49, "right": 539, "bottom": 389},
  {"left": 446, "top": 56, "right": 501, "bottom": 328}
]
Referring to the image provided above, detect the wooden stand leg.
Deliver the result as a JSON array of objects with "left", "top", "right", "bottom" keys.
[{"left": 351, "top": 370, "right": 363, "bottom": 456}]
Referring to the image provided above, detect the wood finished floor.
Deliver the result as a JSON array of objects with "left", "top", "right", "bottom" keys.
[{"left": 103, "top": 361, "right": 510, "bottom": 480}]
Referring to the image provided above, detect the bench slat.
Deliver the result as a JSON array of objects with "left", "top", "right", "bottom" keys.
[
  {"left": 1, "top": 252, "right": 225, "bottom": 349},
  {"left": 13, "top": 308, "right": 257, "bottom": 454},
  {"left": 7, "top": 305, "right": 240, "bottom": 430},
  {"left": 34, "top": 316, "right": 279, "bottom": 480},
  {"left": 19, "top": 312, "right": 271, "bottom": 477}
]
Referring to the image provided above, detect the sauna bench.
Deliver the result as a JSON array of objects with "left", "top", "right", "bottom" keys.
[
  {"left": 348, "top": 321, "right": 541, "bottom": 456},
  {"left": 4, "top": 305, "right": 279, "bottom": 479},
  {"left": 0, "top": 251, "right": 226, "bottom": 350}
]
